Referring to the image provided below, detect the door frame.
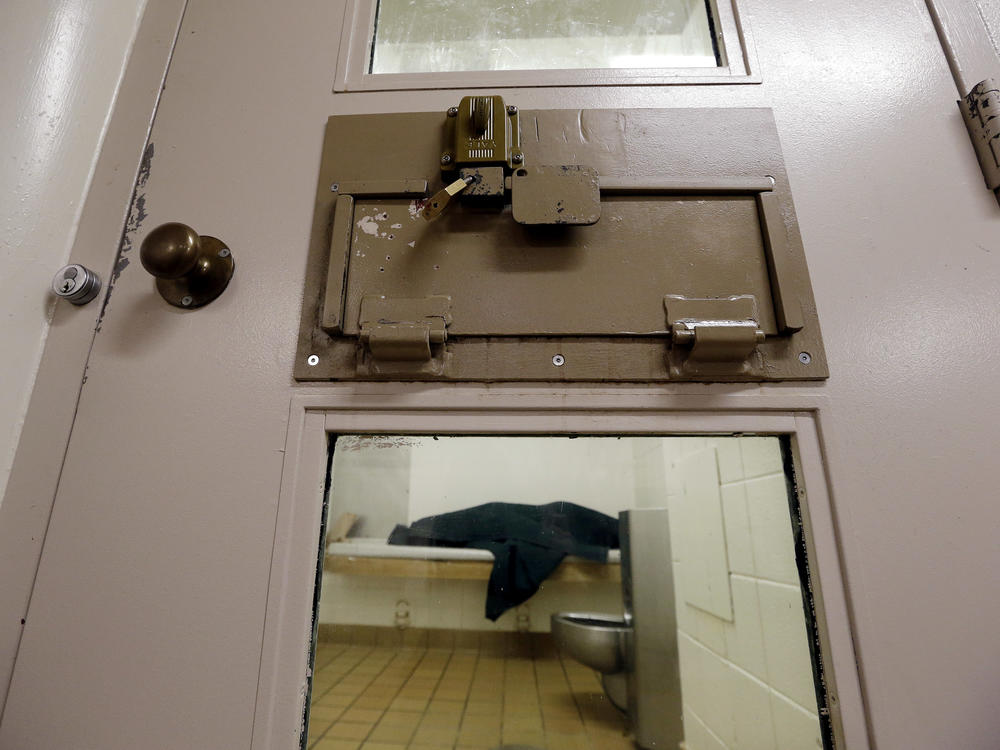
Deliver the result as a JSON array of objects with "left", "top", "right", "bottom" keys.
[
  {"left": 0, "top": 0, "right": 189, "bottom": 715},
  {"left": 251, "top": 388, "right": 870, "bottom": 750}
]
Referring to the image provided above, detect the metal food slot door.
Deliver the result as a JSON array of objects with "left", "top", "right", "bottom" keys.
[{"left": 296, "top": 98, "right": 827, "bottom": 381}]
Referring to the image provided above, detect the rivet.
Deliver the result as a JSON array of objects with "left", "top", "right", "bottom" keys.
[
  {"left": 552, "top": 354, "right": 565, "bottom": 367},
  {"left": 181, "top": 295, "right": 193, "bottom": 307},
  {"left": 798, "top": 351, "right": 812, "bottom": 364},
  {"left": 307, "top": 354, "right": 320, "bottom": 366}
]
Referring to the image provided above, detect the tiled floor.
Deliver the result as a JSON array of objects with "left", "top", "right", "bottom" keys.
[{"left": 306, "top": 637, "right": 633, "bottom": 750}]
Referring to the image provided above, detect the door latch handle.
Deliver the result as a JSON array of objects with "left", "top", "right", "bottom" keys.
[{"left": 139, "top": 222, "right": 235, "bottom": 308}]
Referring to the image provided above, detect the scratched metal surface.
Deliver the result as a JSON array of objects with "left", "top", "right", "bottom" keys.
[
  {"left": 300, "top": 106, "right": 822, "bottom": 380},
  {"left": 344, "top": 195, "right": 776, "bottom": 336}
]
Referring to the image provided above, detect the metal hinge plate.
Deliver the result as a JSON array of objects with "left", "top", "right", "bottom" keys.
[
  {"left": 959, "top": 78, "right": 1000, "bottom": 195},
  {"left": 664, "top": 295, "right": 764, "bottom": 375},
  {"left": 358, "top": 295, "right": 451, "bottom": 375}
]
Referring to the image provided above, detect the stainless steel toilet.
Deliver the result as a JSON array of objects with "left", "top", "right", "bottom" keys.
[
  {"left": 551, "top": 509, "right": 683, "bottom": 749},
  {"left": 550, "top": 612, "right": 629, "bottom": 710}
]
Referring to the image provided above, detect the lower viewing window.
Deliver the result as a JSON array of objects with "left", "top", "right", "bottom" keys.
[{"left": 303, "top": 435, "right": 832, "bottom": 750}]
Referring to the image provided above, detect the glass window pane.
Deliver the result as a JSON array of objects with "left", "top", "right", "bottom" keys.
[
  {"left": 370, "top": 0, "right": 720, "bottom": 74},
  {"left": 305, "top": 435, "right": 831, "bottom": 749}
]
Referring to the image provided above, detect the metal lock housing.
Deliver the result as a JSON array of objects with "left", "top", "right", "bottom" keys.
[{"left": 51, "top": 264, "right": 101, "bottom": 305}]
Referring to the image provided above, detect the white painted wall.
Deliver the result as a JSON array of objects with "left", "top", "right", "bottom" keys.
[
  {"left": 0, "top": 0, "right": 149, "bottom": 504},
  {"left": 406, "top": 436, "right": 639, "bottom": 519}
]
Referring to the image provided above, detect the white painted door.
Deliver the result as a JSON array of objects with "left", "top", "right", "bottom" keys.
[{"left": 2, "top": 1, "right": 999, "bottom": 749}]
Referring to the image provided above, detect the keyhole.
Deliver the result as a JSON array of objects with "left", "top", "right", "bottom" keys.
[{"left": 61, "top": 280, "right": 74, "bottom": 293}]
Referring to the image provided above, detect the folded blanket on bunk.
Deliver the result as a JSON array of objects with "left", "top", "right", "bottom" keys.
[{"left": 387, "top": 501, "right": 619, "bottom": 621}]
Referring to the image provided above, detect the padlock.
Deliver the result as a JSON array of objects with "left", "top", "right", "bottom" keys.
[{"left": 51, "top": 264, "right": 101, "bottom": 305}]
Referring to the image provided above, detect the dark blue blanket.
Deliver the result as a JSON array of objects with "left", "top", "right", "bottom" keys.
[{"left": 387, "top": 501, "right": 619, "bottom": 620}]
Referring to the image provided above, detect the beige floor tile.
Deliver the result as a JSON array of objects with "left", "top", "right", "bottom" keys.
[
  {"left": 419, "top": 713, "right": 462, "bottom": 731},
  {"left": 317, "top": 692, "right": 355, "bottom": 707},
  {"left": 308, "top": 725, "right": 334, "bottom": 745},
  {"left": 463, "top": 701, "right": 502, "bottom": 717},
  {"left": 501, "top": 729, "right": 546, "bottom": 746},
  {"left": 410, "top": 727, "right": 459, "bottom": 745},
  {"left": 327, "top": 722, "right": 375, "bottom": 741},
  {"left": 367, "top": 723, "right": 417, "bottom": 744},
  {"left": 310, "top": 705, "right": 346, "bottom": 723},
  {"left": 543, "top": 717, "right": 587, "bottom": 734},
  {"left": 312, "top": 740, "right": 361, "bottom": 750},
  {"left": 308, "top": 633, "right": 640, "bottom": 750},
  {"left": 340, "top": 708, "right": 385, "bottom": 724},
  {"left": 389, "top": 697, "right": 428, "bottom": 712},
  {"left": 425, "top": 700, "right": 465, "bottom": 716},
  {"left": 545, "top": 732, "right": 592, "bottom": 750},
  {"left": 353, "top": 697, "right": 392, "bottom": 710},
  {"left": 460, "top": 715, "right": 501, "bottom": 730},
  {"left": 434, "top": 689, "right": 469, "bottom": 702},
  {"left": 377, "top": 711, "right": 422, "bottom": 727}
]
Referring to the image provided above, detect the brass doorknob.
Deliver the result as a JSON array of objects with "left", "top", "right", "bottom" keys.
[{"left": 139, "top": 222, "right": 234, "bottom": 308}]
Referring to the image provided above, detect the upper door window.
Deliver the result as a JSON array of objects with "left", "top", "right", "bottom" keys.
[
  {"left": 335, "top": 0, "right": 757, "bottom": 90},
  {"left": 371, "top": 0, "right": 719, "bottom": 74}
]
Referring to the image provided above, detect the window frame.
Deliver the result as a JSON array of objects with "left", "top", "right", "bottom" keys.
[
  {"left": 249, "top": 389, "right": 870, "bottom": 750},
  {"left": 333, "top": 0, "right": 761, "bottom": 92}
]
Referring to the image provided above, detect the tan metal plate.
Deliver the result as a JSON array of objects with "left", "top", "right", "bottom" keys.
[
  {"left": 510, "top": 165, "right": 601, "bottom": 225},
  {"left": 342, "top": 196, "right": 777, "bottom": 336},
  {"left": 295, "top": 107, "right": 827, "bottom": 382}
]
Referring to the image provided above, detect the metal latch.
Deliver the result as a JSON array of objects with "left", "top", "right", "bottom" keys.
[
  {"left": 442, "top": 95, "right": 522, "bottom": 170},
  {"left": 358, "top": 295, "right": 451, "bottom": 362},
  {"left": 665, "top": 295, "right": 764, "bottom": 365},
  {"left": 959, "top": 78, "right": 1000, "bottom": 197},
  {"left": 429, "top": 95, "right": 601, "bottom": 225}
]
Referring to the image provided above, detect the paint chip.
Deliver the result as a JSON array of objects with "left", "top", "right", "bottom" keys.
[{"left": 357, "top": 215, "right": 380, "bottom": 236}]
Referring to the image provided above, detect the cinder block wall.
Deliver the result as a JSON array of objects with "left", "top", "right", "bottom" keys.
[{"left": 659, "top": 438, "right": 823, "bottom": 750}]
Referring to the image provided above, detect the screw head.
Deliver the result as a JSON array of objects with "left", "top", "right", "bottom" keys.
[
  {"left": 552, "top": 354, "right": 565, "bottom": 367},
  {"left": 218, "top": 248, "right": 230, "bottom": 258},
  {"left": 330, "top": 182, "right": 339, "bottom": 192},
  {"left": 798, "top": 351, "right": 812, "bottom": 364},
  {"left": 440, "top": 154, "right": 452, "bottom": 165},
  {"left": 507, "top": 105, "right": 518, "bottom": 115},
  {"left": 181, "top": 295, "right": 193, "bottom": 307},
  {"left": 512, "top": 153, "right": 523, "bottom": 164},
  {"left": 447, "top": 107, "right": 458, "bottom": 117},
  {"left": 307, "top": 354, "right": 320, "bottom": 366}
]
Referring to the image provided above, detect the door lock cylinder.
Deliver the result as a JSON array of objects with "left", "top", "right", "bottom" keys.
[{"left": 51, "top": 264, "right": 101, "bottom": 305}]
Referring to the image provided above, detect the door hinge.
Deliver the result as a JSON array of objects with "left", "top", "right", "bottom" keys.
[
  {"left": 959, "top": 78, "right": 1000, "bottom": 199},
  {"left": 357, "top": 295, "right": 451, "bottom": 375},
  {"left": 664, "top": 295, "right": 764, "bottom": 374}
]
